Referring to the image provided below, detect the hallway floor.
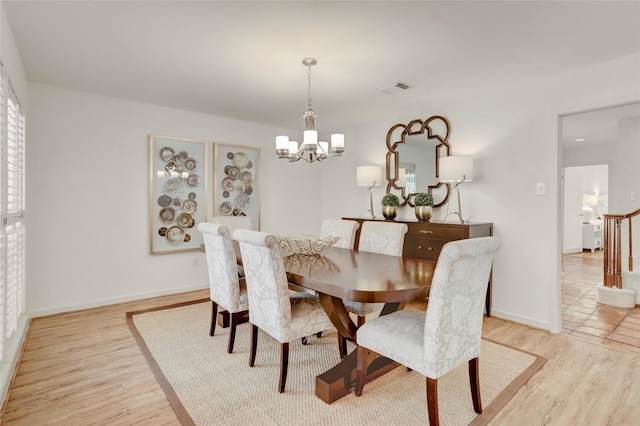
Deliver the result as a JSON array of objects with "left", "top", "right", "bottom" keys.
[{"left": 562, "top": 250, "right": 640, "bottom": 353}]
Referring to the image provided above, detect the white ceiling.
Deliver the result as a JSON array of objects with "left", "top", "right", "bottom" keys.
[{"left": 4, "top": 1, "right": 640, "bottom": 135}]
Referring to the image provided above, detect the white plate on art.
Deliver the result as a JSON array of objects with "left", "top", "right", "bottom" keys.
[
  {"left": 235, "top": 193, "right": 250, "bottom": 211},
  {"left": 187, "top": 174, "right": 200, "bottom": 187},
  {"left": 219, "top": 201, "right": 233, "bottom": 216},
  {"left": 240, "top": 171, "right": 253, "bottom": 185},
  {"left": 233, "top": 152, "right": 248, "bottom": 169},
  {"left": 160, "top": 147, "right": 174, "bottom": 162},
  {"left": 184, "top": 158, "right": 197, "bottom": 171},
  {"left": 159, "top": 207, "right": 176, "bottom": 224},
  {"left": 163, "top": 178, "right": 185, "bottom": 198},
  {"left": 176, "top": 213, "right": 195, "bottom": 228},
  {"left": 166, "top": 226, "right": 185, "bottom": 245},
  {"left": 182, "top": 199, "right": 197, "bottom": 213},
  {"left": 222, "top": 176, "right": 235, "bottom": 192}
]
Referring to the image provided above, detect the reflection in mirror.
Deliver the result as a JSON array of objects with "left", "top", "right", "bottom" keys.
[
  {"left": 385, "top": 116, "right": 451, "bottom": 207},
  {"left": 399, "top": 162, "right": 414, "bottom": 194}
]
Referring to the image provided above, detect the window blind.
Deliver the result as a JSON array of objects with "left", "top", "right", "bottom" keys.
[{"left": 1, "top": 74, "right": 26, "bottom": 361}]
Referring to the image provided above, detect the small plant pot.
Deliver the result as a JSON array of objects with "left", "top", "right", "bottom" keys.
[
  {"left": 382, "top": 206, "right": 397, "bottom": 220},
  {"left": 415, "top": 206, "right": 432, "bottom": 222}
]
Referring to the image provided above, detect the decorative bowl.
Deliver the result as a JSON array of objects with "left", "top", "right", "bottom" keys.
[{"left": 276, "top": 235, "right": 340, "bottom": 255}]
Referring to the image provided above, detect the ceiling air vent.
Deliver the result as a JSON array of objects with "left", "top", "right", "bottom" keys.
[{"left": 377, "top": 81, "right": 411, "bottom": 94}]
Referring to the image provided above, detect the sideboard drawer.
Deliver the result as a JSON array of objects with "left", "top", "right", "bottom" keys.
[
  {"left": 403, "top": 236, "right": 447, "bottom": 262},
  {"left": 406, "top": 224, "right": 467, "bottom": 241}
]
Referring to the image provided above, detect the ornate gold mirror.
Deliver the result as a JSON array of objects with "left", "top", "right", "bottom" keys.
[{"left": 385, "top": 116, "right": 451, "bottom": 207}]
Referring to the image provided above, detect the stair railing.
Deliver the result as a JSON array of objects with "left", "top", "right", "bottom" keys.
[{"left": 604, "top": 208, "right": 640, "bottom": 288}]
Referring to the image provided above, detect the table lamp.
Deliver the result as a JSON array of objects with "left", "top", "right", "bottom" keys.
[
  {"left": 357, "top": 166, "right": 382, "bottom": 219},
  {"left": 439, "top": 156, "right": 473, "bottom": 223}
]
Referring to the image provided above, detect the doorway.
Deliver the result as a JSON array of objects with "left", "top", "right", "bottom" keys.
[{"left": 559, "top": 101, "right": 640, "bottom": 351}]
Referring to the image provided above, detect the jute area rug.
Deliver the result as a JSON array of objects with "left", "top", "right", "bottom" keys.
[{"left": 127, "top": 301, "right": 546, "bottom": 426}]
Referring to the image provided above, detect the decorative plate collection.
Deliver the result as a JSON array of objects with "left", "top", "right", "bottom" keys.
[
  {"left": 156, "top": 146, "right": 199, "bottom": 245},
  {"left": 218, "top": 151, "right": 253, "bottom": 217}
]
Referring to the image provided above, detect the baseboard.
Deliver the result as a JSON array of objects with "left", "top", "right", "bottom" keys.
[
  {"left": 563, "top": 247, "right": 583, "bottom": 254},
  {"left": 29, "top": 283, "right": 209, "bottom": 318},
  {"left": 489, "top": 308, "right": 551, "bottom": 332},
  {"left": 1, "top": 315, "right": 30, "bottom": 418}
]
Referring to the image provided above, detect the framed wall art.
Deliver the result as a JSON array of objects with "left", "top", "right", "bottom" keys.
[
  {"left": 213, "top": 142, "right": 260, "bottom": 231},
  {"left": 149, "top": 135, "right": 208, "bottom": 254}
]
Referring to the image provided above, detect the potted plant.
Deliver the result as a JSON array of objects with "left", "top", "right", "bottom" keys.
[
  {"left": 381, "top": 193, "right": 400, "bottom": 220},
  {"left": 414, "top": 192, "right": 434, "bottom": 222}
]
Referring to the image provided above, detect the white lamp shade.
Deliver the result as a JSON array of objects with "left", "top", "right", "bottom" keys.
[
  {"left": 276, "top": 135, "right": 289, "bottom": 150},
  {"left": 331, "top": 133, "right": 344, "bottom": 148},
  {"left": 357, "top": 166, "right": 382, "bottom": 187},
  {"left": 303, "top": 130, "right": 318, "bottom": 146},
  {"left": 583, "top": 194, "right": 598, "bottom": 207},
  {"left": 439, "top": 156, "right": 474, "bottom": 183}
]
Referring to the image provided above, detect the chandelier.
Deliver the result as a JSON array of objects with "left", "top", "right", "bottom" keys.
[{"left": 275, "top": 58, "right": 344, "bottom": 163}]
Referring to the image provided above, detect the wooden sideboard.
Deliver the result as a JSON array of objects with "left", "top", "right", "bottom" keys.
[{"left": 343, "top": 217, "right": 494, "bottom": 315}]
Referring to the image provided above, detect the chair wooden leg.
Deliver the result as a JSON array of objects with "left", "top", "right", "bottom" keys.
[
  {"left": 355, "top": 345, "right": 369, "bottom": 396},
  {"left": 357, "top": 315, "right": 366, "bottom": 327},
  {"left": 426, "top": 377, "right": 439, "bottom": 426},
  {"left": 279, "top": 342, "right": 290, "bottom": 393},
  {"left": 469, "top": 357, "right": 482, "bottom": 413},
  {"left": 210, "top": 301, "right": 218, "bottom": 336},
  {"left": 249, "top": 324, "right": 258, "bottom": 367},
  {"left": 227, "top": 312, "right": 240, "bottom": 353}
]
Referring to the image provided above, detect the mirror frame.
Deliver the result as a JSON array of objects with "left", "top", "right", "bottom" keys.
[{"left": 385, "top": 116, "right": 451, "bottom": 207}]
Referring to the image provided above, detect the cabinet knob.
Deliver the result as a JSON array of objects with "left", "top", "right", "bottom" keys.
[
  {"left": 427, "top": 247, "right": 433, "bottom": 251},
  {"left": 417, "top": 245, "right": 423, "bottom": 250},
  {"left": 419, "top": 230, "right": 434, "bottom": 234}
]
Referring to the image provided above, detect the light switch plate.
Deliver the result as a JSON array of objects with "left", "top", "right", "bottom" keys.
[{"left": 536, "top": 182, "right": 546, "bottom": 195}]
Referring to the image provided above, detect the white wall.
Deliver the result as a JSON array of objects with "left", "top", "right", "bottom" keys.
[
  {"left": 26, "top": 84, "right": 328, "bottom": 315},
  {"left": 613, "top": 116, "right": 640, "bottom": 266},
  {"left": 320, "top": 53, "right": 640, "bottom": 332},
  {"left": 1, "top": 4, "right": 27, "bottom": 109},
  {"left": 562, "top": 166, "right": 584, "bottom": 253},
  {"left": 613, "top": 116, "right": 640, "bottom": 214}
]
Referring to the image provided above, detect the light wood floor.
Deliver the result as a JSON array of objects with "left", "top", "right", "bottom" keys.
[{"left": 2, "top": 289, "right": 640, "bottom": 425}]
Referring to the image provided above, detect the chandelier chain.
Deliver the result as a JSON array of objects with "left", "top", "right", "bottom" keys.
[{"left": 307, "top": 62, "right": 313, "bottom": 112}]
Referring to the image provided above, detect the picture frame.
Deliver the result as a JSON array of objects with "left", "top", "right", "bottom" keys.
[
  {"left": 149, "top": 134, "right": 208, "bottom": 254},
  {"left": 213, "top": 142, "right": 261, "bottom": 231}
]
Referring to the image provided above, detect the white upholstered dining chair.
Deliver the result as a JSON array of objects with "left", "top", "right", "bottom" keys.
[
  {"left": 355, "top": 237, "right": 501, "bottom": 426},
  {"left": 343, "top": 221, "right": 409, "bottom": 327},
  {"left": 320, "top": 218, "right": 360, "bottom": 250},
  {"left": 210, "top": 215, "right": 252, "bottom": 235},
  {"left": 197, "top": 222, "right": 249, "bottom": 354},
  {"left": 210, "top": 216, "right": 252, "bottom": 276},
  {"left": 233, "top": 229, "right": 338, "bottom": 393}
]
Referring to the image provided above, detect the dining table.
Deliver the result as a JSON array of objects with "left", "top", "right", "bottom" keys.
[
  {"left": 206, "top": 241, "right": 435, "bottom": 404},
  {"left": 282, "top": 247, "right": 435, "bottom": 404}
]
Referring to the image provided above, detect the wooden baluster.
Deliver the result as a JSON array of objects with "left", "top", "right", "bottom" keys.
[
  {"left": 628, "top": 217, "right": 633, "bottom": 273},
  {"left": 615, "top": 219, "right": 623, "bottom": 288}
]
